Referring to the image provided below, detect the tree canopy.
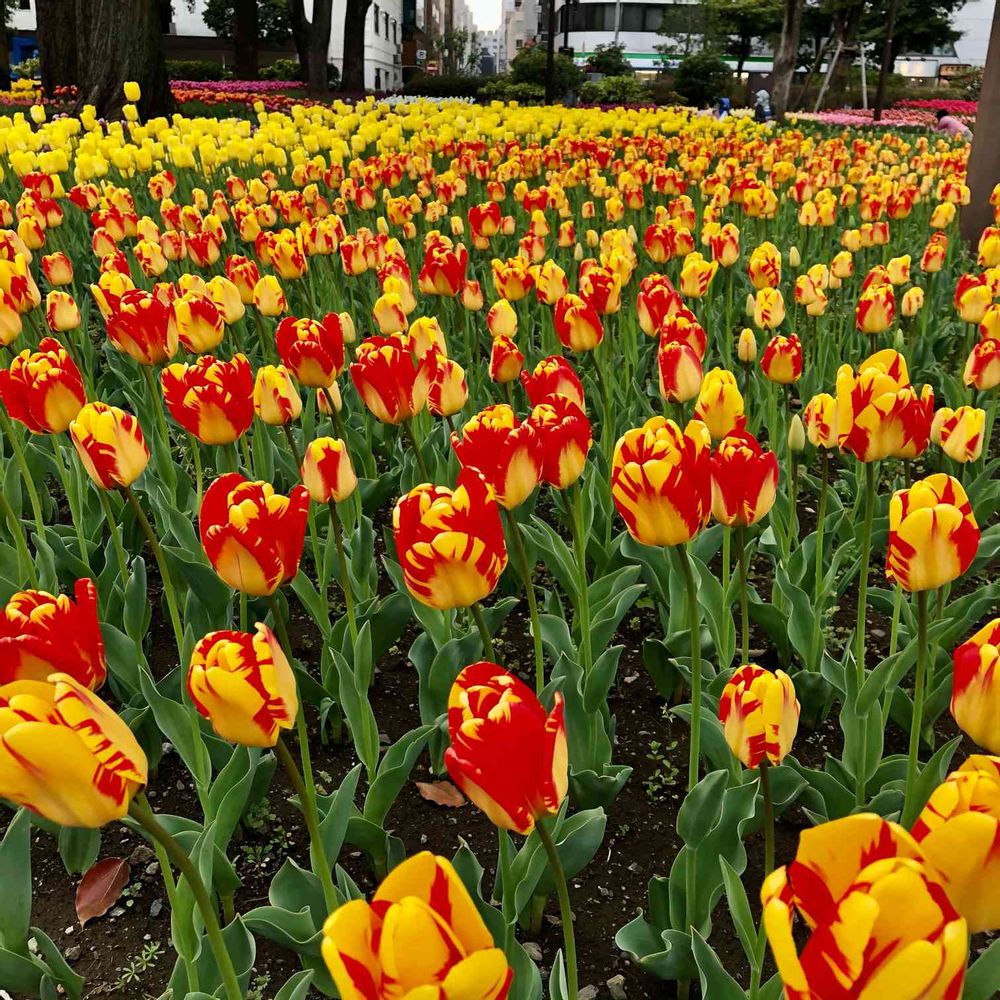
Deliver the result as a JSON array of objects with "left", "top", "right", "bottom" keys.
[{"left": 200, "top": 0, "right": 292, "bottom": 45}]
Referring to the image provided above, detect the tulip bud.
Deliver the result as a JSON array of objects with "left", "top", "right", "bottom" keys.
[
  {"left": 41, "top": 251, "right": 73, "bottom": 286},
  {"left": 745, "top": 291, "right": 755, "bottom": 316},
  {"left": 788, "top": 414, "right": 806, "bottom": 452},
  {"left": 123, "top": 81, "right": 141, "bottom": 102},
  {"left": 70, "top": 401, "right": 150, "bottom": 489},
  {"left": 719, "top": 664, "right": 799, "bottom": 768},
  {"left": 788, "top": 246, "right": 801, "bottom": 268},
  {"left": 901, "top": 286, "right": 925, "bottom": 317},
  {"left": 45, "top": 290, "right": 81, "bottom": 332},
  {"left": 253, "top": 365, "right": 303, "bottom": 425},
  {"left": 301, "top": 437, "right": 358, "bottom": 504},
  {"left": 738, "top": 327, "right": 757, "bottom": 363}
]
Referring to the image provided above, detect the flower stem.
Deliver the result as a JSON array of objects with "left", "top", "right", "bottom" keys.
[
  {"left": 329, "top": 500, "right": 358, "bottom": 643},
  {"left": 97, "top": 490, "right": 130, "bottom": 585},
  {"left": 735, "top": 525, "right": 750, "bottom": 665},
  {"left": 51, "top": 434, "right": 89, "bottom": 570},
  {"left": 128, "top": 795, "right": 241, "bottom": 1000},
  {"left": 0, "top": 485, "right": 37, "bottom": 587},
  {"left": 902, "top": 590, "right": 930, "bottom": 827},
  {"left": 854, "top": 462, "right": 876, "bottom": 807},
  {"left": 810, "top": 451, "right": 829, "bottom": 667},
  {"left": 675, "top": 543, "right": 702, "bottom": 791},
  {"left": 504, "top": 509, "right": 544, "bottom": 694},
  {"left": 401, "top": 417, "right": 431, "bottom": 482},
  {"left": 470, "top": 600, "right": 495, "bottom": 661},
  {"left": 535, "top": 818, "right": 578, "bottom": 1000},
  {"left": 122, "top": 485, "right": 184, "bottom": 657},
  {"left": 760, "top": 759, "right": 774, "bottom": 877},
  {"left": 187, "top": 432, "right": 203, "bottom": 510},
  {"left": 0, "top": 404, "right": 45, "bottom": 537},
  {"left": 266, "top": 593, "right": 338, "bottom": 910},
  {"left": 141, "top": 364, "right": 176, "bottom": 490},
  {"left": 569, "top": 482, "right": 592, "bottom": 675}
]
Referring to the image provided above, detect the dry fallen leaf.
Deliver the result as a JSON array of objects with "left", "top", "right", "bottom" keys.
[
  {"left": 76, "top": 858, "right": 131, "bottom": 927},
  {"left": 415, "top": 780, "right": 467, "bottom": 808}
]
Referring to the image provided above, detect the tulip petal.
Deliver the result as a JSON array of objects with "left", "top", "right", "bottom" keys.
[{"left": 441, "top": 949, "right": 511, "bottom": 1000}]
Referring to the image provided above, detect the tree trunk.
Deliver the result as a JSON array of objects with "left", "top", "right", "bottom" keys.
[
  {"left": 308, "top": 0, "right": 333, "bottom": 91},
  {"left": 233, "top": 0, "right": 259, "bottom": 79},
  {"left": 771, "top": 0, "right": 804, "bottom": 117},
  {"left": 341, "top": 0, "right": 371, "bottom": 91},
  {"left": 872, "top": 0, "right": 898, "bottom": 119},
  {"left": 961, "top": 1, "right": 1000, "bottom": 245},
  {"left": 286, "top": 0, "right": 312, "bottom": 81},
  {"left": 73, "top": 0, "right": 173, "bottom": 118},
  {"left": 36, "top": 0, "right": 79, "bottom": 94}
]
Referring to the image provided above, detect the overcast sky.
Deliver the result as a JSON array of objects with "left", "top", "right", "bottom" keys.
[{"left": 470, "top": 0, "right": 501, "bottom": 31}]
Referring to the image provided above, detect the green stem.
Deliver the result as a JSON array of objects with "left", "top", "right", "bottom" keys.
[
  {"left": 281, "top": 422, "right": 304, "bottom": 473},
  {"left": 721, "top": 524, "right": 731, "bottom": 595},
  {"left": 266, "top": 594, "right": 338, "bottom": 910},
  {"left": 98, "top": 490, "right": 130, "bottom": 584},
  {"left": 0, "top": 485, "right": 38, "bottom": 587},
  {"left": 141, "top": 364, "right": 175, "bottom": 488},
  {"left": 329, "top": 500, "right": 358, "bottom": 644},
  {"left": 274, "top": 737, "right": 338, "bottom": 911},
  {"left": 505, "top": 509, "right": 544, "bottom": 694},
  {"left": 810, "top": 451, "right": 829, "bottom": 668},
  {"left": 187, "top": 432, "right": 203, "bottom": 510},
  {"left": 146, "top": 822, "right": 200, "bottom": 992},
  {"left": 902, "top": 590, "right": 930, "bottom": 827},
  {"left": 128, "top": 796, "right": 241, "bottom": 1000},
  {"left": 736, "top": 525, "right": 750, "bottom": 665},
  {"left": 569, "top": 483, "right": 592, "bottom": 675},
  {"left": 122, "top": 485, "right": 184, "bottom": 657},
  {"left": 0, "top": 405, "right": 45, "bottom": 537},
  {"left": 856, "top": 462, "right": 877, "bottom": 684},
  {"left": 497, "top": 827, "right": 514, "bottom": 957},
  {"left": 760, "top": 759, "right": 774, "bottom": 876},
  {"left": 470, "top": 600, "right": 495, "bottom": 661},
  {"left": 51, "top": 435, "right": 89, "bottom": 569},
  {"left": 675, "top": 544, "right": 702, "bottom": 791},
  {"left": 535, "top": 819, "right": 578, "bottom": 1000},
  {"left": 401, "top": 418, "right": 431, "bottom": 482}
]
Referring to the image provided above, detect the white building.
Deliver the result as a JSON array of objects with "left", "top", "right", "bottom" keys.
[
  {"left": 500, "top": 0, "right": 539, "bottom": 72},
  {"left": 13, "top": 0, "right": 404, "bottom": 91}
]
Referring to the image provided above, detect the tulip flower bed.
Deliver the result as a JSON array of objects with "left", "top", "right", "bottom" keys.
[
  {"left": 1, "top": 90, "right": 1000, "bottom": 1000},
  {"left": 793, "top": 107, "right": 976, "bottom": 129}
]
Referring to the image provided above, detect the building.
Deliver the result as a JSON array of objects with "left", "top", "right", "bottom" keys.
[
  {"left": 10, "top": 0, "right": 404, "bottom": 91},
  {"left": 480, "top": 27, "right": 501, "bottom": 74},
  {"left": 552, "top": 0, "right": 997, "bottom": 80},
  {"left": 500, "top": 0, "right": 540, "bottom": 72}
]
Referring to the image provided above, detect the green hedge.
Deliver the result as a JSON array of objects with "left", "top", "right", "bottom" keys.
[
  {"left": 402, "top": 74, "right": 492, "bottom": 98},
  {"left": 166, "top": 60, "right": 229, "bottom": 82}
]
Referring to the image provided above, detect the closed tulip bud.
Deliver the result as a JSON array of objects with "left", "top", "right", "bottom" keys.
[
  {"left": 0, "top": 336, "right": 85, "bottom": 434},
  {"left": 803, "top": 393, "right": 837, "bottom": 449},
  {"left": 528, "top": 393, "right": 592, "bottom": 490},
  {"left": 836, "top": 350, "right": 934, "bottom": 461},
  {"left": 934, "top": 405, "right": 986, "bottom": 463},
  {"left": 520, "top": 355, "right": 586, "bottom": 412},
  {"left": 41, "top": 251, "right": 73, "bottom": 286},
  {"left": 0, "top": 673, "right": 148, "bottom": 827},
  {"left": 44, "top": 290, "right": 80, "bottom": 332},
  {"left": 253, "top": 365, "right": 302, "bottom": 426},
  {"left": 886, "top": 474, "right": 979, "bottom": 592},
  {"left": 788, "top": 246, "right": 801, "bottom": 268},
  {"left": 709, "top": 223, "right": 740, "bottom": 267},
  {"left": 532, "top": 259, "right": 568, "bottom": 305},
  {"left": 554, "top": 292, "right": 604, "bottom": 352},
  {"left": 225, "top": 255, "right": 261, "bottom": 303},
  {"left": 611, "top": 415, "right": 711, "bottom": 546},
  {"left": 491, "top": 256, "right": 534, "bottom": 301},
  {"left": 952, "top": 619, "right": 1000, "bottom": 754},
  {"left": 161, "top": 354, "right": 254, "bottom": 445},
  {"left": 461, "top": 279, "right": 484, "bottom": 311},
  {"left": 760, "top": 334, "right": 803, "bottom": 384},
  {"left": 371, "top": 292, "right": 407, "bottom": 334},
  {"left": 579, "top": 265, "right": 621, "bottom": 315},
  {"left": 428, "top": 355, "right": 468, "bottom": 417},
  {"left": 393, "top": 469, "right": 507, "bottom": 609},
  {"left": 737, "top": 327, "right": 757, "bottom": 363},
  {"left": 200, "top": 473, "right": 309, "bottom": 595},
  {"left": 921, "top": 234, "right": 948, "bottom": 273},
  {"left": 901, "top": 285, "right": 925, "bottom": 317},
  {"left": 205, "top": 276, "right": 245, "bottom": 325},
  {"left": 887, "top": 254, "right": 911, "bottom": 285},
  {"left": 981, "top": 303, "right": 1000, "bottom": 341},
  {"left": 965, "top": 338, "right": 1000, "bottom": 389},
  {"left": 350, "top": 335, "right": 431, "bottom": 424},
  {"left": 747, "top": 242, "right": 782, "bottom": 290},
  {"left": 276, "top": 315, "right": 346, "bottom": 388},
  {"left": 636, "top": 274, "right": 681, "bottom": 336},
  {"left": 710, "top": 429, "right": 779, "bottom": 527},
  {"left": 955, "top": 273, "right": 993, "bottom": 325},
  {"left": 719, "top": 664, "right": 799, "bottom": 768},
  {"left": 322, "top": 852, "right": 511, "bottom": 1000},
  {"left": 978, "top": 226, "right": 1000, "bottom": 268},
  {"left": 336, "top": 310, "right": 356, "bottom": 345},
  {"left": 168, "top": 291, "right": 225, "bottom": 354},
  {"left": 657, "top": 340, "right": 703, "bottom": 404},
  {"left": 753, "top": 287, "right": 786, "bottom": 331},
  {"left": 762, "top": 815, "right": 967, "bottom": 1000},
  {"left": 446, "top": 662, "right": 567, "bottom": 834},
  {"left": 0, "top": 579, "right": 105, "bottom": 689},
  {"left": 489, "top": 335, "right": 523, "bottom": 384},
  {"left": 854, "top": 282, "right": 895, "bottom": 334},
  {"left": 930, "top": 201, "right": 957, "bottom": 228},
  {"left": 70, "top": 402, "right": 149, "bottom": 489},
  {"left": 187, "top": 624, "right": 297, "bottom": 747},
  {"left": 486, "top": 298, "right": 517, "bottom": 339},
  {"left": 694, "top": 367, "right": 746, "bottom": 440},
  {"left": 830, "top": 249, "right": 854, "bottom": 279},
  {"left": 301, "top": 437, "right": 357, "bottom": 504},
  {"left": 123, "top": 81, "right": 141, "bottom": 102},
  {"left": 679, "top": 251, "right": 719, "bottom": 298},
  {"left": 788, "top": 414, "right": 805, "bottom": 452},
  {"left": 452, "top": 404, "right": 543, "bottom": 510},
  {"left": 252, "top": 275, "right": 287, "bottom": 316}
]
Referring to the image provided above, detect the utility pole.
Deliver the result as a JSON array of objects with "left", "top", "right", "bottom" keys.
[
  {"left": 873, "top": 0, "right": 897, "bottom": 120},
  {"left": 545, "top": 0, "right": 556, "bottom": 101}
]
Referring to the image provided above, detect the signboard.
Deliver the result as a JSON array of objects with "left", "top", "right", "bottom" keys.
[
  {"left": 939, "top": 63, "right": 972, "bottom": 79},
  {"left": 426, "top": 60, "right": 440, "bottom": 74},
  {"left": 416, "top": 48, "right": 427, "bottom": 62},
  {"left": 558, "top": 46, "right": 575, "bottom": 57}
]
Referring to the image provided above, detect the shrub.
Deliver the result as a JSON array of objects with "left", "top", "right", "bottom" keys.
[
  {"left": 509, "top": 48, "right": 584, "bottom": 97},
  {"left": 673, "top": 52, "right": 732, "bottom": 107},
  {"left": 478, "top": 79, "right": 547, "bottom": 103},
  {"left": 402, "top": 74, "right": 488, "bottom": 98},
  {"left": 584, "top": 43, "right": 634, "bottom": 77},
  {"left": 11, "top": 57, "right": 40, "bottom": 80},
  {"left": 259, "top": 58, "right": 304, "bottom": 81},
  {"left": 644, "top": 77, "right": 684, "bottom": 106},
  {"left": 579, "top": 75, "right": 649, "bottom": 105},
  {"left": 165, "top": 59, "right": 228, "bottom": 82}
]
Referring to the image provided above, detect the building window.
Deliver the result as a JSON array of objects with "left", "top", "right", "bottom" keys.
[
  {"left": 558, "top": 1, "right": 692, "bottom": 33},
  {"left": 383, "top": 11, "right": 389, "bottom": 34},
  {"left": 393, "top": 20, "right": 398, "bottom": 42},
  {"left": 374, "top": 4, "right": 380, "bottom": 33},
  {"left": 515, "top": 37, "right": 523, "bottom": 48},
  {"left": 19, "top": 0, "right": 30, "bottom": 9},
  {"left": 375, "top": 68, "right": 382, "bottom": 89}
]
